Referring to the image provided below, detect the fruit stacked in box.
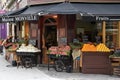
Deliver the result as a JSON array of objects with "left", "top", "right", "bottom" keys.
[
  {"left": 81, "top": 43, "right": 110, "bottom": 52},
  {"left": 48, "top": 45, "right": 71, "bottom": 55}
]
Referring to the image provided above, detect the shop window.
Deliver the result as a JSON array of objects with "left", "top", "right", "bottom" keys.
[
  {"left": 106, "top": 22, "right": 118, "bottom": 48},
  {"left": 30, "top": 22, "right": 38, "bottom": 39}
]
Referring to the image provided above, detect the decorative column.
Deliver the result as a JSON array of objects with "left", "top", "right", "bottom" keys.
[
  {"left": 22, "top": 22, "right": 25, "bottom": 38},
  {"left": 12, "top": 23, "right": 15, "bottom": 42},
  {"left": 102, "top": 21, "right": 106, "bottom": 44}
]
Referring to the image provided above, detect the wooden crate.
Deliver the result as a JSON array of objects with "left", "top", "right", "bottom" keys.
[
  {"left": 113, "top": 67, "right": 120, "bottom": 75},
  {"left": 82, "top": 52, "right": 112, "bottom": 75},
  {"left": 110, "top": 57, "right": 120, "bottom": 76}
]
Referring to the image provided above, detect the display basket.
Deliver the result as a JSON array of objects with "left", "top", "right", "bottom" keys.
[
  {"left": 47, "top": 45, "right": 72, "bottom": 72},
  {"left": 47, "top": 53, "right": 71, "bottom": 72}
]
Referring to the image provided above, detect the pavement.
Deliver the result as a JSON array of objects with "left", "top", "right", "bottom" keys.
[
  {"left": 0, "top": 55, "right": 61, "bottom": 80},
  {"left": 0, "top": 54, "right": 120, "bottom": 80}
]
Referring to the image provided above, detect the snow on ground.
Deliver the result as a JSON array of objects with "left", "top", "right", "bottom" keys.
[
  {"left": 38, "top": 67, "right": 120, "bottom": 80},
  {"left": 0, "top": 55, "right": 62, "bottom": 80},
  {"left": 0, "top": 54, "right": 120, "bottom": 80}
]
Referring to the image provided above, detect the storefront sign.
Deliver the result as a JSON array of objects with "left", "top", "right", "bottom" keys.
[
  {"left": 1, "top": 15, "right": 38, "bottom": 22},
  {"left": 15, "top": 15, "right": 38, "bottom": 21},
  {"left": 83, "top": 16, "right": 120, "bottom": 21},
  {"left": 96, "top": 16, "right": 110, "bottom": 21},
  {"left": 2, "top": 17, "right": 15, "bottom": 22},
  {"left": 96, "top": 16, "right": 120, "bottom": 21}
]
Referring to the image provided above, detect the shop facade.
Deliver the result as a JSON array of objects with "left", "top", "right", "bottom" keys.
[{"left": 1, "top": 1, "right": 120, "bottom": 69}]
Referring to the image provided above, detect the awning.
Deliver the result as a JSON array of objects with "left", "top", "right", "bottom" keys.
[
  {"left": 0, "top": 3, "right": 59, "bottom": 22},
  {"left": 21, "top": 4, "right": 59, "bottom": 15},
  {"left": 3, "top": 2, "right": 87, "bottom": 16},
  {"left": 2, "top": 2, "right": 120, "bottom": 16},
  {"left": 72, "top": 3, "right": 120, "bottom": 16},
  {"left": 1, "top": 3, "right": 59, "bottom": 17},
  {"left": 45, "top": 2, "right": 120, "bottom": 16},
  {"left": 45, "top": 2, "right": 120, "bottom": 21},
  {"left": 46, "top": 2, "right": 80, "bottom": 14},
  {"left": 1, "top": 2, "right": 120, "bottom": 22},
  {"left": 4, "top": 6, "right": 28, "bottom": 16}
]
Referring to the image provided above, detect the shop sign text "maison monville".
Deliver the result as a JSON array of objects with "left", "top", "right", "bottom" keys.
[{"left": 1, "top": 15, "right": 38, "bottom": 22}]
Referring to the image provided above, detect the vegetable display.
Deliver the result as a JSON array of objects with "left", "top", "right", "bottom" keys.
[{"left": 48, "top": 45, "right": 71, "bottom": 55}]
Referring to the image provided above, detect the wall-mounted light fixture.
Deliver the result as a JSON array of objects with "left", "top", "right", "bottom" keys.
[
  {"left": 38, "top": 11, "right": 48, "bottom": 16},
  {"left": 53, "top": 15, "right": 57, "bottom": 18}
]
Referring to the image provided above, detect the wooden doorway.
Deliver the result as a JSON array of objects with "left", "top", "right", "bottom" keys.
[
  {"left": 44, "top": 25, "right": 57, "bottom": 49},
  {"left": 42, "top": 15, "right": 58, "bottom": 64}
]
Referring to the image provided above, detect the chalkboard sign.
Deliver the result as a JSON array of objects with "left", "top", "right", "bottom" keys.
[{"left": 29, "top": 39, "right": 36, "bottom": 46}]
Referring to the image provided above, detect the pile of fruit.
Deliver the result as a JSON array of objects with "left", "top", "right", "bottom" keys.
[
  {"left": 48, "top": 45, "right": 71, "bottom": 55},
  {"left": 81, "top": 43, "right": 110, "bottom": 52},
  {"left": 96, "top": 43, "right": 110, "bottom": 52},
  {"left": 81, "top": 43, "right": 96, "bottom": 51}
]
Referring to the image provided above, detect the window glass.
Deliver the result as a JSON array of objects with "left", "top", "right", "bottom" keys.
[{"left": 106, "top": 22, "right": 118, "bottom": 48}]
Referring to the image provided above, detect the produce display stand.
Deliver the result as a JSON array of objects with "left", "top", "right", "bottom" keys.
[
  {"left": 47, "top": 54, "right": 71, "bottom": 72},
  {"left": 110, "top": 57, "right": 120, "bottom": 76},
  {"left": 81, "top": 52, "right": 112, "bottom": 75},
  {"left": 47, "top": 45, "right": 71, "bottom": 72},
  {"left": 16, "top": 51, "right": 40, "bottom": 68}
]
